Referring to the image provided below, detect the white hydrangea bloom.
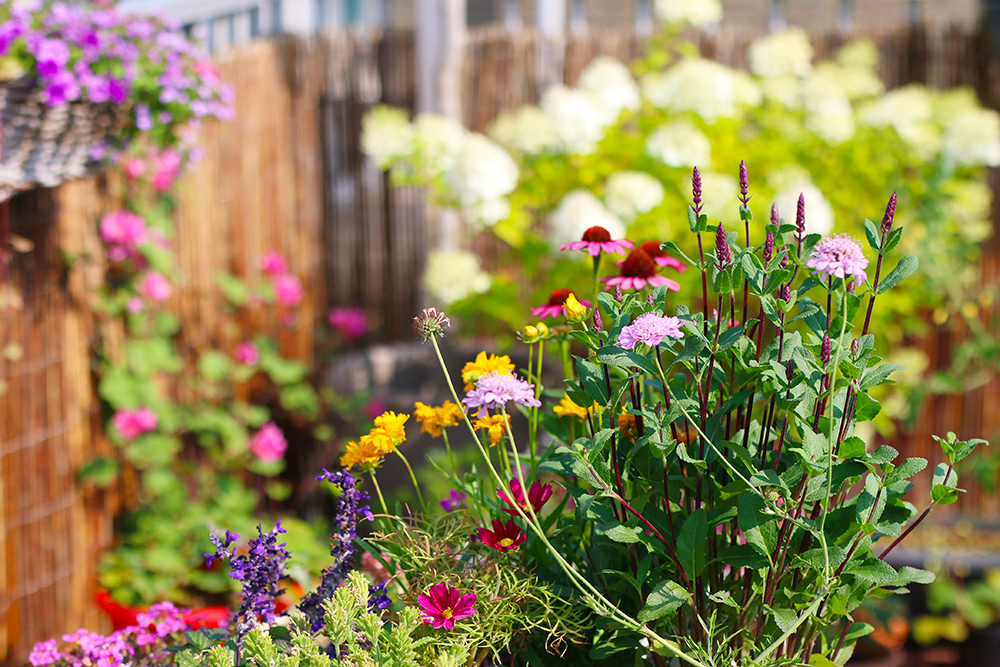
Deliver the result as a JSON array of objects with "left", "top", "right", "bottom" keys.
[
  {"left": 760, "top": 74, "right": 803, "bottom": 110},
  {"left": 771, "top": 176, "right": 835, "bottom": 237},
  {"left": 654, "top": 0, "right": 723, "bottom": 27},
  {"left": 361, "top": 105, "right": 416, "bottom": 170},
  {"left": 645, "top": 120, "right": 712, "bottom": 168},
  {"left": 548, "top": 190, "right": 625, "bottom": 251},
  {"left": 748, "top": 29, "right": 814, "bottom": 78},
  {"left": 811, "top": 62, "right": 883, "bottom": 102},
  {"left": 604, "top": 172, "right": 665, "bottom": 221},
  {"left": 448, "top": 134, "right": 519, "bottom": 223},
  {"left": 464, "top": 198, "right": 512, "bottom": 227},
  {"left": 858, "top": 85, "right": 941, "bottom": 159},
  {"left": 490, "top": 106, "right": 560, "bottom": 155},
  {"left": 422, "top": 250, "right": 492, "bottom": 305},
  {"left": 414, "top": 114, "right": 468, "bottom": 176},
  {"left": 803, "top": 76, "right": 855, "bottom": 145},
  {"left": 836, "top": 40, "right": 879, "bottom": 72},
  {"left": 698, "top": 171, "right": 740, "bottom": 221},
  {"left": 577, "top": 56, "right": 641, "bottom": 121},
  {"left": 941, "top": 107, "right": 1000, "bottom": 167},
  {"left": 642, "top": 59, "right": 761, "bottom": 123},
  {"left": 541, "top": 85, "right": 612, "bottom": 154}
]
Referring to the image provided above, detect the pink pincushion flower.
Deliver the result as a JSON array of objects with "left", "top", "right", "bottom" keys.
[
  {"left": 477, "top": 518, "right": 527, "bottom": 551},
  {"left": 417, "top": 583, "right": 476, "bottom": 630},
  {"left": 805, "top": 234, "right": 869, "bottom": 284},
  {"left": 259, "top": 251, "right": 288, "bottom": 276},
  {"left": 233, "top": 342, "right": 259, "bottom": 365},
  {"left": 561, "top": 226, "right": 633, "bottom": 257},
  {"left": 151, "top": 148, "right": 182, "bottom": 192},
  {"left": 139, "top": 271, "right": 171, "bottom": 302},
  {"left": 602, "top": 248, "right": 680, "bottom": 292},
  {"left": 618, "top": 312, "right": 684, "bottom": 350},
  {"left": 531, "top": 288, "right": 592, "bottom": 320},
  {"left": 113, "top": 407, "right": 158, "bottom": 440},
  {"left": 462, "top": 372, "right": 541, "bottom": 417},
  {"left": 328, "top": 307, "right": 367, "bottom": 339},
  {"left": 248, "top": 422, "right": 287, "bottom": 462},
  {"left": 499, "top": 478, "right": 553, "bottom": 516},
  {"left": 274, "top": 274, "right": 304, "bottom": 306}
]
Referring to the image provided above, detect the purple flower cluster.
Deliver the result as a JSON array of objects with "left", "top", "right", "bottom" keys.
[
  {"left": 618, "top": 312, "right": 685, "bottom": 350},
  {"left": 462, "top": 372, "right": 541, "bottom": 417},
  {"left": 298, "top": 469, "right": 374, "bottom": 631},
  {"left": 207, "top": 522, "right": 290, "bottom": 638},
  {"left": 29, "top": 602, "right": 186, "bottom": 667}
]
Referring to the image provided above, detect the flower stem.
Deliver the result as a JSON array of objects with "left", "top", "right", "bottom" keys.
[
  {"left": 441, "top": 428, "right": 458, "bottom": 480},
  {"left": 394, "top": 449, "right": 426, "bottom": 513}
]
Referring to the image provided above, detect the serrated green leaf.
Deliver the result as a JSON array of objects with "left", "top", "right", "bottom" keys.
[{"left": 877, "top": 256, "right": 918, "bottom": 294}]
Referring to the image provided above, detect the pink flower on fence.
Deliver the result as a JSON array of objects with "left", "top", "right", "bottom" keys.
[
  {"left": 274, "top": 274, "right": 303, "bottom": 306},
  {"left": 233, "top": 342, "right": 259, "bottom": 365},
  {"left": 113, "top": 407, "right": 158, "bottom": 440},
  {"left": 123, "top": 157, "right": 146, "bottom": 180},
  {"left": 328, "top": 307, "right": 368, "bottom": 339},
  {"left": 126, "top": 297, "right": 145, "bottom": 314},
  {"left": 249, "top": 422, "right": 287, "bottom": 462},
  {"left": 139, "top": 271, "right": 172, "bottom": 302},
  {"left": 259, "top": 251, "right": 288, "bottom": 276},
  {"left": 151, "top": 148, "right": 182, "bottom": 192},
  {"left": 100, "top": 211, "right": 147, "bottom": 261}
]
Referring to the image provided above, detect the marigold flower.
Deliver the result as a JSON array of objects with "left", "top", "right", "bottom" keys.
[
  {"left": 499, "top": 478, "right": 553, "bottom": 516},
  {"left": 553, "top": 395, "right": 595, "bottom": 419},
  {"left": 532, "top": 288, "right": 593, "bottom": 320},
  {"left": 461, "top": 351, "right": 515, "bottom": 390},
  {"left": 618, "top": 312, "right": 685, "bottom": 350},
  {"left": 373, "top": 411, "right": 409, "bottom": 443},
  {"left": 602, "top": 248, "right": 680, "bottom": 292},
  {"left": 560, "top": 225, "right": 633, "bottom": 257},
  {"left": 417, "top": 583, "right": 477, "bottom": 630},
  {"left": 477, "top": 518, "right": 527, "bottom": 551},
  {"left": 339, "top": 437, "right": 385, "bottom": 470},
  {"left": 805, "top": 234, "right": 869, "bottom": 284},
  {"left": 414, "top": 401, "right": 463, "bottom": 437},
  {"left": 463, "top": 372, "right": 541, "bottom": 417},
  {"left": 474, "top": 413, "right": 511, "bottom": 446}
]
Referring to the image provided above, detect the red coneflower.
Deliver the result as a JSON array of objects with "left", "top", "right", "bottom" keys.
[
  {"left": 602, "top": 248, "right": 680, "bottom": 292},
  {"left": 560, "top": 225, "right": 633, "bottom": 257},
  {"left": 477, "top": 518, "right": 527, "bottom": 551}
]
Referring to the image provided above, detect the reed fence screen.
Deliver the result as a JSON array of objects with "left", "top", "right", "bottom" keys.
[{"left": 0, "top": 22, "right": 998, "bottom": 665}]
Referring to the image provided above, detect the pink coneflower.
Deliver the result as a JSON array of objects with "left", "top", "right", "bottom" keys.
[
  {"left": 477, "top": 518, "right": 527, "bottom": 551},
  {"left": 560, "top": 226, "right": 633, "bottom": 257},
  {"left": 233, "top": 342, "right": 259, "bottom": 365},
  {"left": 417, "top": 583, "right": 477, "bottom": 630},
  {"left": 805, "top": 234, "right": 869, "bottom": 284},
  {"left": 498, "top": 478, "right": 552, "bottom": 516},
  {"left": 248, "top": 422, "right": 287, "bottom": 462},
  {"left": 637, "top": 240, "right": 686, "bottom": 272},
  {"left": 531, "top": 288, "right": 592, "bottom": 320},
  {"left": 602, "top": 248, "right": 680, "bottom": 292},
  {"left": 112, "top": 407, "right": 158, "bottom": 440},
  {"left": 139, "top": 271, "right": 171, "bottom": 302},
  {"left": 259, "top": 251, "right": 288, "bottom": 276},
  {"left": 328, "top": 307, "right": 368, "bottom": 339},
  {"left": 273, "top": 274, "right": 304, "bottom": 306},
  {"left": 462, "top": 372, "right": 541, "bottom": 417},
  {"left": 618, "top": 312, "right": 685, "bottom": 350},
  {"left": 439, "top": 490, "right": 467, "bottom": 513}
]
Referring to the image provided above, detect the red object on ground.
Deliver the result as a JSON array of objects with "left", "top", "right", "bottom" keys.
[{"left": 95, "top": 590, "right": 229, "bottom": 631}]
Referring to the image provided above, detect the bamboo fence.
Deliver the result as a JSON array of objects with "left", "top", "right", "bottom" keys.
[{"left": 0, "top": 22, "right": 998, "bottom": 665}]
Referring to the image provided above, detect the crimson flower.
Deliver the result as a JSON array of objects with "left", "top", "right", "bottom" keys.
[
  {"left": 602, "top": 248, "right": 680, "bottom": 292},
  {"left": 498, "top": 478, "right": 553, "bottom": 516},
  {"left": 531, "top": 288, "right": 593, "bottom": 320},
  {"left": 417, "top": 583, "right": 477, "bottom": 630},
  {"left": 477, "top": 518, "right": 527, "bottom": 551},
  {"left": 560, "top": 226, "right": 633, "bottom": 257}
]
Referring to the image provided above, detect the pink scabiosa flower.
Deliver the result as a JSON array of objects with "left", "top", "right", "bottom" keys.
[
  {"left": 249, "top": 422, "right": 288, "bottom": 462},
  {"left": 602, "top": 248, "right": 680, "bottom": 292},
  {"left": 417, "top": 583, "right": 477, "bottom": 629},
  {"left": 259, "top": 251, "right": 288, "bottom": 276},
  {"left": 805, "top": 234, "right": 869, "bottom": 284},
  {"left": 273, "top": 274, "right": 304, "bottom": 306},
  {"left": 531, "top": 288, "right": 592, "bottom": 320},
  {"left": 139, "top": 271, "right": 171, "bottom": 302},
  {"left": 619, "top": 312, "right": 685, "bottom": 350},
  {"left": 499, "top": 478, "right": 553, "bottom": 516},
  {"left": 113, "top": 407, "right": 158, "bottom": 440},
  {"left": 560, "top": 225, "right": 633, "bottom": 257},
  {"left": 477, "top": 518, "right": 527, "bottom": 551},
  {"left": 328, "top": 307, "right": 368, "bottom": 339},
  {"left": 233, "top": 342, "right": 259, "bottom": 365},
  {"left": 462, "top": 372, "right": 541, "bottom": 417}
]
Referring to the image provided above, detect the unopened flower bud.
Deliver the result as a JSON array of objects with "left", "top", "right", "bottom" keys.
[
  {"left": 692, "top": 167, "right": 702, "bottom": 212},
  {"left": 521, "top": 325, "right": 538, "bottom": 340},
  {"left": 739, "top": 160, "right": 749, "bottom": 203},
  {"left": 779, "top": 284, "right": 791, "bottom": 302},
  {"left": 535, "top": 322, "right": 549, "bottom": 337},
  {"left": 593, "top": 308, "right": 603, "bottom": 330},
  {"left": 846, "top": 278, "right": 856, "bottom": 295},
  {"left": 851, "top": 338, "right": 860, "bottom": 357},
  {"left": 770, "top": 203, "right": 779, "bottom": 227},
  {"left": 413, "top": 307, "right": 450, "bottom": 342},
  {"left": 796, "top": 193, "right": 806, "bottom": 239},
  {"left": 820, "top": 333, "right": 831, "bottom": 365},
  {"left": 648, "top": 293, "right": 655, "bottom": 306},
  {"left": 615, "top": 285, "right": 624, "bottom": 302},
  {"left": 881, "top": 191, "right": 897, "bottom": 235},
  {"left": 564, "top": 292, "right": 588, "bottom": 323},
  {"left": 785, "top": 360, "right": 795, "bottom": 382},
  {"left": 763, "top": 229, "right": 774, "bottom": 265}
]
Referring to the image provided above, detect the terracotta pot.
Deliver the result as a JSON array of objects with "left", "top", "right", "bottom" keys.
[{"left": 95, "top": 590, "right": 229, "bottom": 631}]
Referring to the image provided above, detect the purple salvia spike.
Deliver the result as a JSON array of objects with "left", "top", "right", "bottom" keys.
[
  {"left": 692, "top": 167, "right": 702, "bottom": 213},
  {"left": 615, "top": 285, "right": 624, "bottom": 302},
  {"left": 786, "top": 360, "right": 795, "bottom": 382},
  {"left": 715, "top": 222, "right": 731, "bottom": 269},
  {"left": 770, "top": 203, "right": 779, "bottom": 227},
  {"left": 648, "top": 292, "right": 656, "bottom": 306},
  {"left": 779, "top": 284, "right": 791, "bottom": 302},
  {"left": 820, "top": 333, "right": 831, "bottom": 365},
  {"left": 881, "top": 191, "right": 897, "bottom": 234},
  {"left": 763, "top": 230, "right": 774, "bottom": 265},
  {"left": 739, "top": 160, "right": 749, "bottom": 203},
  {"left": 593, "top": 307, "right": 603, "bottom": 330},
  {"left": 796, "top": 193, "right": 806, "bottom": 238}
]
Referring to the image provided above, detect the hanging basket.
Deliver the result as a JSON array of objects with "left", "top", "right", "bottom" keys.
[{"left": 0, "top": 78, "right": 130, "bottom": 200}]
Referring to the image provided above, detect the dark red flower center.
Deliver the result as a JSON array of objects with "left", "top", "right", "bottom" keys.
[
  {"left": 581, "top": 226, "right": 612, "bottom": 243},
  {"left": 547, "top": 288, "right": 574, "bottom": 306},
  {"left": 620, "top": 249, "right": 657, "bottom": 278},
  {"left": 640, "top": 240, "right": 666, "bottom": 258}
]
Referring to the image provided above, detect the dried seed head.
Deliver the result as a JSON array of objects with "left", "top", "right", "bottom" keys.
[
  {"left": 881, "top": 192, "right": 897, "bottom": 235},
  {"left": 413, "top": 307, "right": 451, "bottom": 342}
]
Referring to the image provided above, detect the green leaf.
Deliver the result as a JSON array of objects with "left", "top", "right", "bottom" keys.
[
  {"left": 79, "top": 457, "right": 119, "bottom": 487},
  {"left": 847, "top": 557, "right": 898, "bottom": 585},
  {"left": 637, "top": 580, "right": 691, "bottom": 623},
  {"left": 602, "top": 523, "right": 643, "bottom": 544},
  {"left": 882, "top": 226, "right": 904, "bottom": 255},
  {"left": 876, "top": 256, "right": 918, "bottom": 294},
  {"left": 884, "top": 457, "right": 927, "bottom": 487},
  {"left": 215, "top": 271, "right": 249, "bottom": 306},
  {"left": 198, "top": 350, "right": 231, "bottom": 382},
  {"left": 677, "top": 509, "right": 708, "bottom": 579},
  {"left": 738, "top": 491, "right": 777, "bottom": 560},
  {"left": 859, "top": 363, "right": 904, "bottom": 391},
  {"left": 576, "top": 357, "right": 609, "bottom": 404},
  {"left": 719, "top": 544, "right": 769, "bottom": 570},
  {"left": 856, "top": 474, "right": 886, "bottom": 525},
  {"left": 892, "top": 566, "right": 935, "bottom": 586},
  {"left": 863, "top": 218, "right": 880, "bottom": 252}
]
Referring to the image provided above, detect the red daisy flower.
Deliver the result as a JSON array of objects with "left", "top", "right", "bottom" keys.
[
  {"left": 602, "top": 248, "right": 680, "bottom": 292},
  {"left": 498, "top": 478, "right": 553, "bottom": 516},
  {"left": 531, "top": 288, "right": 593, "bottom": 320},
  {"left": 417, "top": 583, "right": 477, "bottom": 630},
  {"left": 477, "top": 518, "right": 527, "bottom": 551},
  {"left": 560, "top": 226, "right": 633, "bottom": 257}
]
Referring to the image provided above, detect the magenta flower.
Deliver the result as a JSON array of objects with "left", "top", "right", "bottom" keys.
[
  {"left": 274, "top": 274, "right": 304, "bottom": 306},
  {"left": 260, "top": 251, "right": 288, "bottom": 276},
  {"left": 139, "top": 271, "right": 171, "bottom": 302},
  {"left": 498, "top": 478, "right": 553, "bottom": 516},
  {"left": 328, "top": 307, "right": 368, "bottom": 339},
  {"left": 113, "top": 407, "right": 158, "bottom": 440},
  {"left": 28, "top": 639, "right": 61, "bottom": 666},
  {"left": 417, "top": 583, "right": 477, "bottom": 630},
  {"left": 123, "top": 157, "right": 146, "bottom": 180},
  {"left": 638, "top": 240, "right": 687, "bottom": 272},
  {"left": 439, "top": 490, "right": 467, "bottom": 512},
  {"left": 151, "top": 148, "right": 182, "bottom": 191},
  {"left": 618, "top": 312, "right": 684, "bottom": 350},
  {"left": 462, "top": 372, "right": 541, "bottom": 417},
  {"left": 602, "top": 248, "right": 680, "bottom": 292},
  {"left": 477, "top": 518, "right": 527, "bottom": 551},
  {"left": 531, "top": 288, "right": 592, "bottom": 320},
  {"left": 561, "top": 226, "right": 633, "bottom": 257},
  {"left": 233, "top": 342, "right": 259, "bottom": 365},
  {"left": 249, "top": 422, "right": 287, "bottom": 462},
  {"left": 805, "top": 234, "right": 869, "bottom": 284},
  {"left": 100, "top": 210, "right": 147, "bottom": 248}
]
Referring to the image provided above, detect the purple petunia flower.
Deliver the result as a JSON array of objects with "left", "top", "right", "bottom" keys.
[
  {"left": 35, "top": 38, "right": 70, "bottom": 78},
  {"left": 805, "top": 234, "right": 869, "bottom": 284},
  {"left": 618, "top": 312, "right": 684, "bottom": 350},
  {"left": 42, "top": 69, "right": 80, "bottom": 107},
  {"left": 462, "top": 372, "right": 541, "bottom": 417}
]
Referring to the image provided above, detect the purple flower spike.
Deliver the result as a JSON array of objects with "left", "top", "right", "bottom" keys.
[
  {"left": 739, "top": 160, "right": 749, "bottom": 203},
  {"left": 821, "top": 333, "right": 831, "bottom": 365},
  {"left": 763, "top": 229, "right": 775, "bottom": 265},
  {"left": 770, "top": 203, "right": 779, "bottom": 227},
  {"left": 593, "top": 307, "right": 603, "bottom": 330},
  {"left": 881, "top": 192, "right": 897, "bottom": 234},
  {"left": 796, "top": 193, "right": 806, "bottom": 239},
  {"left": 715, "top": 223, "right": 732, "bottom": 269},
  {"left": 692, "top": 167, "right": 703, "bottom": 212}
]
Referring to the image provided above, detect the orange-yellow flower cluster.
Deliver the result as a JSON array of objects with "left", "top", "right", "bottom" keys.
[
  {"left": 552, "top": 395, "right": 598, "bottom": 419},
  {"left": 461, "top": 352, "right": 514, "bottom": 391},
  {"left": 340, "top": 411, "right": 409, "bottom": 471},
  {"left": 474, "top": 413, "right": 511, "bottom": 447},
  {"left": 414, "top": 401, "right": 463, "bottom": 437}
]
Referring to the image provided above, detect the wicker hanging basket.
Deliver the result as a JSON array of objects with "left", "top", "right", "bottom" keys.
[{"left": 0, "top": 78, "right": 131, "bottom": 201}]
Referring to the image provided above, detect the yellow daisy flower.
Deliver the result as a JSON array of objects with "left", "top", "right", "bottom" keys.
[
  {"left": 461, "top": 352, "right": 514, "bottom": 391},
  {"left": 474, "top": 413, "right": 511, "bottom": 447},
  {"left": 414, "top": 401, "right": 463, "bottom": 437},
  {"left": 340, "top": 438, "right": 384, "bottom": 470},
  {"left": 372, "top": 411, "right": 408, "bottom": 443}
]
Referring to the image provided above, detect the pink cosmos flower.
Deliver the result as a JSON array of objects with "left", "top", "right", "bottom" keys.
[
  {"left": 602, "top": 248, "right": 680, "bottom": 292},
  {"left": 259, "top": 251, "right": 288, "bottom": 276},
  {"left": 113, "top": 407, "right": 158, "bottom": 440},
  {"left": 618, "top": 312, "right": 684, "bottom": 350},
  {"left": 139, "top": 271, "right": 171, "bottom": 302},
  {"left": 637, "top": 240, "right": 687, "bottom": 272},
  {"left": 531, "top": 288, "right": 592, "bottom": 320},
  {"left": 462, "top": 372, "right": 541, "bottom": 417},
  {"left": 126, "top": 296, "right": 145, "bottom": 314},
  {"left": 151, "top": 148, "right": 182, "bottom": 192},
  {"left": 477, "top": 518, "right": 527, "bottom": 551},
  {"left": 248, "top": 422, "right": 287, "bottom": 462},
  {"left": 233, "top": 342, "right": 259, "bottom": 365},
  {"left": 273, "top": 274, "right": 304, "bottom": 306},
  {"left": 417, "top": 583, "right": 477, "bottom": 630},
  {"left": 498, "top": 478, "right": 553, "bottom": 516},
  {"left": 805, "top": 234, "right": 869, "bottom": 284},
  {"left": 123, "top": 157, "right": 146, "bottom": 180},
  {"left": 560, "top": 226, "right": 633, "bottom": 257},
  {"left": 328, "top": 307, "right": 368, "bottom": 339}
]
